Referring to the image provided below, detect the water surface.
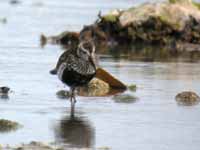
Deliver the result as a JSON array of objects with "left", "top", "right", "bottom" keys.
[{"left": 0, "top": 0, "right": 200, "bottom": 150}]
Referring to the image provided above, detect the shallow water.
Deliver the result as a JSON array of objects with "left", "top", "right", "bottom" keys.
[{"left": 0, "top": 0, "right": 200, "bottom": 150}]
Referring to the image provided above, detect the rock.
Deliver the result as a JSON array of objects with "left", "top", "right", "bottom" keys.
[
  {"left": 57, "top": 78, "right": 117, "bottom": 97},
  {"left": 95, "top": 68, "right": 127, "bottom": 89},
  {"left": 77, "top": 78, "right": 110, "bottom": 96},
  {"left": 0, "top": 119, "right": 22, "bottom": 133},
  {"left": 175, "top": 91, "right": 200, "bottom": 106},
  {"left": 119, "top": 2, "right": 200, "bottom": 29},
  {"left": 10, "top": 0, "right": 21, "bottom": 5},
  {"left": 128, "top": 84, "right": 137, "bottom": 92},
  {"left": 169, "top": 0, "right": 192, "bottom": 4},
  {"left": 56, "top": 90, "right": 70, "bottom": 99},
  {"left": 0, "top": 18, "right": 7, "bottom": 24},
  {"left": 101, "top": 9, "right": 122, "bottom": 23},
  {"left": 40, "top": 31, "right": 79, "bottom": 48},
  {"left": 113, "top": 93, "right": 138, "bottom": 103},
  {"left": 56, "top": 67, "right": 128, "bottom": 97},
  {"left": 4, "top": 142, "right": 58, "bottom": 150},
  {"left": 78, "top": 67, "right": 128, "bottom": 97},
  {"left": 80, "top": 25, "right": 108, "bottom": 42},
  {"left": 97, "top": 146, "right": 111, "bottom": 150},
  {"left": 1, "top": 142, "right": 65, "bottom": 150},
  {"left": 40, "top": 1, "right": 200, "bottom": 59}
]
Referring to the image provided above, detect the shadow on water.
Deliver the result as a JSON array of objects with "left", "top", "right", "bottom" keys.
[{"left": 54, "top": 109, "right": 95, "bottom": 149}]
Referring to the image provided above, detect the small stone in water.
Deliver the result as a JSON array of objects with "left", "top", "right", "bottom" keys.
[
  {"left": 56, "top": 90, "right": 70, "bottom": 99},
  {"left": 10, "top": 0, "right": 21, "bottom": 5},
  {"left": 113, "top": 93, "right": 138, "bottom": 103},
  {"left": 98, "top": 146, "right": 111, "bottom": 150},
  {"left": 0, "top": 18, "right": 7, "bottom": 24},
  {"left": 175, "top": 91, "right": 200, "bottom": 106},
  {"left": 0, "top": 119, "right": 22, "bottom": 133},
  {"left": 128, "top": 84, "right": 137, "bottom": 92}
]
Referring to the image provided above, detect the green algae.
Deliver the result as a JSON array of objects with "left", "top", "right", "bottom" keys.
[{"left": 102, "top": 15, "right": 118, "bottom": 22}]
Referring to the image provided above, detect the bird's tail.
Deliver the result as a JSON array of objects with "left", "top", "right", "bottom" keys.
[
  {"left": 40, "top": 34, "right": 47, "bottom": 48},
  {"left": 49, "top": 68, "right": 57, "bottom": 75}
]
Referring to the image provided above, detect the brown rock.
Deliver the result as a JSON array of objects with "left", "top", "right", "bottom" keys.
[
  {"left": 175, "top": 91, "right": 200, "bottom": 106},
  {"left": 77, "top": 78, "right": 110, "bottom": 96},
  {"left": 0, "top": 119, "right": 22, "bottom": 133},
  {"left": 95, "top": 68, "right": 127, "bottom": 89}
]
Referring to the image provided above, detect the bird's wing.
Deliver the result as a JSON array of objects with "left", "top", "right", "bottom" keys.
[{"left": 65, "top": 54, "right": 95, "bottom": 75}]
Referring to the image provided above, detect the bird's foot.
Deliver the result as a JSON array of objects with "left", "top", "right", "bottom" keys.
[{"left": 73, "top": 97, "right": 77, "bottom": 103}]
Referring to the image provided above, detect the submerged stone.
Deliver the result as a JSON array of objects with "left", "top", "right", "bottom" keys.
[
  {"left": 10, "top": 0, "right": 21, "bottom": 5},
  {"left": 128, "top": 84, "right": 137, "bottom": 92},
  {"left": 56, "top": 90, "right": 70, "bottom": 99},
  {"left": 175, "top": 91, "right": 200, "bottom": 106},
  {"left": 0, "top": 18, "right": 7, "bottom": 24},
  {"left": 113, "top": 93, "right": 138, "bottom": 103},
  {"left": 97, "top": 146, "right": 111, "bottom": 150},
  {"left": 40, "top": 31, "right": 79, "bottom": 48},
  {"left": 0, "top": 119, "right": 22, "bottom": 133}
]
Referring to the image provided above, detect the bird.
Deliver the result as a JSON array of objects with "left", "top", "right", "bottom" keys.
[
  {"left": 56, "top": 40, "right": 97, "bottom": 112},
  {"left": 0, "top": 86, "right": 10, "bottom": 99}
]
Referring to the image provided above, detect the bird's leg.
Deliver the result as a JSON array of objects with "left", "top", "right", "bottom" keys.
[
  {"left": 71, "top": 87, "right": 76, "bottom": 104},
  {"left": 70, "top": 87, "right": 76, "bottom": 116},
  {"left": 70, "top": 89, "right": 73, "bottom": 105},
  {"left": 70, "top": 89, "right": 75, "bottom": 116}
]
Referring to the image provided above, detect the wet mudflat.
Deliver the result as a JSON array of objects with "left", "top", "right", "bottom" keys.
[{"left": 0, "top": 0, "right": 200, "bottom": 150}]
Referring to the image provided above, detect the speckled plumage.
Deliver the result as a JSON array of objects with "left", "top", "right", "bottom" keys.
[
  {"left": 57, "top": 53, "right": 96, "bottom": 87},
  {"left": 55, "top": 41, "right": 96, "bottom": 112}
]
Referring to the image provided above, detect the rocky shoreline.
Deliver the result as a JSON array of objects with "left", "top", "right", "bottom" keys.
[
  {"left": 0, "top": 141, "right": 110, "bottom": 150},
  {"left": 41, "top": 1, "right": 200, "bottom": 61}
]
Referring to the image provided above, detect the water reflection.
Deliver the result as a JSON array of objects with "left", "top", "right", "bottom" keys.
[
  {"left": 96, "top": 44, "right": 200, "bottom": 62},
  {"left": 54, "top": 113, "right": 95, "bottom": 149},
  {"left": 0, "top": 94, "right": 9, "bottom": 100}
]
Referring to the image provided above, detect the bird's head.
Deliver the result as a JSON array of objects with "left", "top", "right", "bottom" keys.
[
  {"left": 77, "top": 40, "right": 97, "bottom": 69},
  {"left": 77, "top": 40, "right": 95, "bottom": 59}
]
